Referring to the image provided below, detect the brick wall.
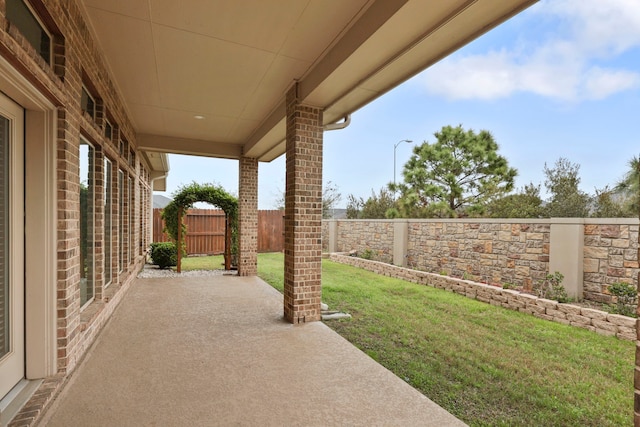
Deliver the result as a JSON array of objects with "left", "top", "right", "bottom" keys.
[
  {"left": 239, "top": 156, "right": 258, "bottom": 276},
  {"left": 283, "top": 84, "right": 323, "bottom": 323},
  {"left": 0, "top": 0, "right": 152, "bottom": 374},
  {"left": 324, "top": 218, "right": 640, "bottom": 302}
]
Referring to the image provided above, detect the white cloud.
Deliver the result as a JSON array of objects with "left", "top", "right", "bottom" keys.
[
  {"left": 421, "top": 51, "right": 517, "bottom": 100},
  {"left": 582, "top": 67, "right": 640, "bottom": 99},
  {"left": 420, "top": 0, "right": 640, "bottom": 102},
  {"left": 546, "top": 0, "right": 640, "bottom": 54}
]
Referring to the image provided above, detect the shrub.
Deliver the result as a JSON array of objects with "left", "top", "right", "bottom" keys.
[
  {"left": 608, "top": 282, "right": 637, "bottom": 317},
  {"left": 150, "top": 242, "right": 177, "bottom": 269},
  {"left": 360, "top": 248, "right": 373, "bottom": 260},
  {"left": 533, "top": 271, "right": 569, "bottom": 303}
]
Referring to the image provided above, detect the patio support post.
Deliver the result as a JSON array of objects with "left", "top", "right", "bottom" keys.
[
  {"left": 238, "top": 156, "right": 258, "bottom": 276},
  {"left": 283, "top": 83, "right": 323, "bottom": 323}
]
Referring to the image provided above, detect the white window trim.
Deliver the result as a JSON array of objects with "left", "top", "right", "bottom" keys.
[
  {"left": 104, "top": 157, "right": 113, "bottom": 289},
  {"left": 79, "top": 136, "right": 95, "bottom": 310},
  {"left": 118, "top": 169, "right": 125, "bottom": 275},
  {"left": 0, "top": 52, "right": 57, "bottom": 378}
]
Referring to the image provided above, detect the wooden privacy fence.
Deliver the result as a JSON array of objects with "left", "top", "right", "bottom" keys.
[
  {"left": 153, "top": 208, "right": 284, "bottom": 254},
  {"left": 257, "top": 210, "right": 286, "bottom": 253}
]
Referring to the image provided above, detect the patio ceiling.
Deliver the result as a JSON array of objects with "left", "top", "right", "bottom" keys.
[{"left": 79, "top": 0, "right": 537, "bottom": 166}]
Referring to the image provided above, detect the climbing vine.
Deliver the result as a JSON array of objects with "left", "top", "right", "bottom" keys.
[{"left": 161, "top": 182, "right": 238, "bottom": 264}]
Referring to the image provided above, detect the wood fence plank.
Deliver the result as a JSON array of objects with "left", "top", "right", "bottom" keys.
[{"left": 153, "top": 208, "right": 284, "bottom": 254}]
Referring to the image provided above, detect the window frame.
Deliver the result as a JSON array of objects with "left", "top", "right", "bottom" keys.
[
  {"left": 104, "top": 118, "right": 113, "bottom": 142},
  {"left": 118, "top": 168, "right": 125, "bottom": 274},
  {"left": 6, "top": 0, "right": 53, "bottom": 64},
  {"left": 128, "top": 175, "right": 134, "bottom": 265},
  {"left": 81, "top": 85, "right": 96, "bottom": 122},
  {"left": 79, "top": 136, "right": 96, "bottom": 309},
  {"left": 103, "top": 157, "right": 113, "bottom": 289}
]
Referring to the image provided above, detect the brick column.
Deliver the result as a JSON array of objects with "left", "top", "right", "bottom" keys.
[
  {"left": 284, "top": 84, "right": 323, "bottom": 323},
  {"left": 56, "top": 107, "right": 81, "bottom": 372},
  {"left": 238, "top": 156, "right": 258, "bottom": 276}
]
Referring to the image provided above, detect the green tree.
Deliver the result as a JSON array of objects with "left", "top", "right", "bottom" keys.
[
  {"left": 346, "top": 188, "right": 396, "bottom": 219},
  {"left": 543, "top": 158, "right": 590, "bottom": 217},
  {"left": 345, "top": 194, "right": 362, "bottom": 219},
  {"left": 392, "top": 125, "right": 517, "bottom": 217},
  {"left": 321, "top": 181, "right": 342, "bottom": 219},
  {"left": 486, "top": 183, "right": 545, "bottom": 218},
  {"left": 591, "top": 186, "right": 633, "bottom": 218},
  {"left": 274, "top": 181, "right": 342, "bottom": 219},
  {"left": 614, "top": 155, "right": 639, "bottom": 215}
]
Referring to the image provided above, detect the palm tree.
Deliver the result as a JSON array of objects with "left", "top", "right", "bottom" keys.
[{"left": 614, "top": 155, "right": 640, "bottom": 215}]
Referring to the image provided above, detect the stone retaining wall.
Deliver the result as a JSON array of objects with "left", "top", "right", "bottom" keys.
[
  {"left": 323, "top": 218, "right": 640, "bottom": 303},
  {"left": 335, "top": 220, "right": 395, "bottom": 264},
  {"left": 406, "top": 221, "right": 550, "bottom": 289},
  {"left": 583, "top": 222, "right": 640, "bottom": 303},
  {"left": 329, "top": 253, "right": 637, "bottom": 341}
]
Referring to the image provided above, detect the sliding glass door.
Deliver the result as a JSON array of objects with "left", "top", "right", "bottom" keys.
[{"left": 0, "top": 93, "right": 24, "bottom": 399}]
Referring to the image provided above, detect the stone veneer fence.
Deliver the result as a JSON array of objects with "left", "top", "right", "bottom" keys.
[
  {"left": 328, "top": 253, "right": 637, "bottom": 341},
  {"left": 323, "top": 218, "right": 640, "bottom": 303}
]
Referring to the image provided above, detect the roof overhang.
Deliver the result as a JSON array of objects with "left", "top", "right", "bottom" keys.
[
  {"left": 141, "top": 150, "right": 170, "bottom": 191},
  {"left": 80, "top": 0, "right": 537, "bottom": 164}
]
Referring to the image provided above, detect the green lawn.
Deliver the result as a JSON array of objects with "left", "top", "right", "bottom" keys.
[
  {"left": 176, "top": 254, "right": 225, "bottom": 271},
  {"left": 257, "top": 252, "right": 634, "bottom": 427}
]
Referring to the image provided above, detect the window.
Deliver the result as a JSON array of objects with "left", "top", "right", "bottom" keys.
[
  {"left": 139, "top": 182, "right": 145, "bottom": 255},
  {"left": 128, "top": 176, "right": 134, "bottom": 264},
  {"left": 0, "top": 116, "right": 8, "bottom": 356},
  {"left": 6, "top": 0, "right": 51, "bottom": 64},
  {"left": 104, "top": 119, "right": 113, "bottom": 142},
  {"left": 104, "top": 158, "right": 112, "bottom": 288},
  {"left": 81, "top": 86, "right": 96, "bottom": 121},
  {"left": 80, "top": 138, "right": 95, "bottom": 307},
  {"left": 118, "top": 169, "right": 124, "bottom": 273}
]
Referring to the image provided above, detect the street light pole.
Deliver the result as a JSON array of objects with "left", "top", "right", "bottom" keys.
[{"left": 393, "top": 139, "right": 413, "bottom": 188}]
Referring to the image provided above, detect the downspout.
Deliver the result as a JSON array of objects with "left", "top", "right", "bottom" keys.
[
  {"left": 148, "top": 172, "right": 169, "bottom": 229},
  {"left": 149, "top": 152, "right": 170, "bottom": 246},
  {"left": 149, "top": 172, "right": 169, "bottom": 194},
  {"left": 323, "top": 114, "right": 351, "bottom": 131},
  {"left": 270, "top": 115, "right": 352, "bottom": 155},
  {"left": 318, "top": 114, "right": 351, "bottom": 311}
]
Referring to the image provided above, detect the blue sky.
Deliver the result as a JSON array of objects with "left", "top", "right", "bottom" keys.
[{"left": 157, "top": 0, "right": 640, "bottom": 209}]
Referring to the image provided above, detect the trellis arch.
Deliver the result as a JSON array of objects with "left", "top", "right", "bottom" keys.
[{"left": 161, "top": 182, "right": 238, "bottom": 272}]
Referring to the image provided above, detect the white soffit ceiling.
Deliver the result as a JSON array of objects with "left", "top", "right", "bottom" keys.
[{"left": 80, "top": 0, "right": 537, "bottom": 163}]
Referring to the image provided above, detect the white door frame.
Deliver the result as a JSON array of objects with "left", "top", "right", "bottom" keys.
[
  {"left": 0, "top": 54, "right": 58, "bottom": 382},
  {"left": 0, "top": 91, "right": 25, "bottom": 398}
]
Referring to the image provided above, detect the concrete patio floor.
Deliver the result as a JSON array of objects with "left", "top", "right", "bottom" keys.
[{"left": 40, "top": 274, "right": 466, "bottom": 426}]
